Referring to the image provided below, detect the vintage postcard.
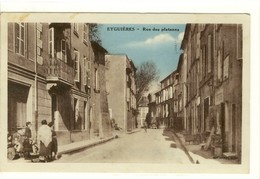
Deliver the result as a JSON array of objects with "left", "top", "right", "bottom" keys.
[{"left": 0, "top": 13, "right": 250, "bottom": 173}]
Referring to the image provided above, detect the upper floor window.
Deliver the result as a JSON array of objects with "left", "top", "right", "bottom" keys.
[
  {"left": 15, "top": 23, "right": 25, "bottom": 56},
  {"left": 49, "top": 27, "right": 54, "bottom": 58},
  {"left": 217, "top": 50, "right": 222, "bottom": 82},
  {"left": 94, "top": 68, "right": 99, "bottom": 90},
  {"left": 83, "top": 24, "right": 88, "bottom": 45},
  {"left": 36, "top": 23, "right": 43, "bottom": 65},
  {"left": 207, "top": 34, "right": 213, "bottom": 73},
  {"left": 223, "top": 55, "right": 229, "bottom": 80},
  {"left": 83, "top": 56, "right": 91, "bottom": 86},
  {"left": 74, "top": 50, "right": 80, "bottom": 82}
]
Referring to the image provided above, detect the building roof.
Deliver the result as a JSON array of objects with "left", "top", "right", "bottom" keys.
[
  {"left": 180, "top": 24, "right": 191, "bottom": 50},
  {"left": 177, "top": 53, "right": 184, "bottom": 72},
  {"left": 160, "top": 69, "right": 178, "bottom": 83},
  {"left": 91, "top": 41, "right": 108, "bottom": 53}
]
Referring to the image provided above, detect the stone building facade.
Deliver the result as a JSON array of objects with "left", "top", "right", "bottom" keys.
[
  {"left": 105, "top": 54, "right": 137, "bottom": 132},
  {"left": 151, "top": 23, "right": 242, "bottom": 161},
  {"left": 180, "top": 24, "right": 242, "bottom": 160},
  {"left": 8, "top": 23, "right": 112, "bottom": 147},
  {"left": 137, "top": 96, "right": 149, "bottom": 128},
  {"left": 156, "top": 71, "right": 180, "bottom": 129}
]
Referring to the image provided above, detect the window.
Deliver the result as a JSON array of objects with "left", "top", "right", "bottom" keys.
[
  {"left": 199, "top": 49, "right": 203, "bottom": 81},
  {"left": 223, "top": 55, "right": 229, "bottom": 80},
  {"left": 207, "top": 34, "right": 212, "bottom": 73},
  {"left": 74, "top": 50, "right": 80, "bottom": 82},
  {"left": 83, "top": 56, "right": 87, "bottom": 86},
  {"left": 203, "top": 46, "right": 207, "bottom": 78},
  {"left": 73, "top": 98, "right": 80, "bottom": 130},
  {"left": 49, "top": 27, "right": 54, "bottom": 58},
  {"left": 83, "top": 24, "right": 88, "bottom": 45},
  {"left": 170, "top": 88, "right": 173, "bottom": 99},
  {"left": 15, "top": 23, "right": 25, "bottom": 56},
  {"left": 36, "top": 23, "right": 43, "bottom": 65},
  {"left": 61, "top": 39, "right": 67, "bottom": 62},
  {"left": 126, "top": 87, "right": 130, "bottom": 102},
  {"left": 94, "top": 68, "right": 99, "bottom": 90},
  {"left": 73, "top": 23, "right": 79, "bottom": 36},
  {"left": 83, "top": 56, "right": 90, "bottom": 86},
  {"left": 217, "top": 50, "right": 222, "bottom": 82},
  {"left": 87, "top": 58, "right": 91, "bottom": 87}
]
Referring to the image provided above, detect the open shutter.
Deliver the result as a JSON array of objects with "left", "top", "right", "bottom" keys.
[
  {"left": 83, "top": 57, "right": 87, "bottom": 86},
  {"left": 74, "top": 50, "right": 80, "bottom": 82},
  {"left": 49, "top": 27, "right": 54, "bottom": 58}
]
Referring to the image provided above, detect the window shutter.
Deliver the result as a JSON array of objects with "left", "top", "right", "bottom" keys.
[
  {"left": 74, "top": 50, "right": 80, "bottom": 82},
  {"left": 83, "top": 57, "right": 87, "bottom": 86},
  {"left": 22, "top": 23, "right": 26, "bottom": 57},
  {"left": 223, "top": 55, "right": 229, "bottom": 80},
  {"left": 49, "top": 28, "right": 54, "bottom": 58},
  {"left": 207, "top": 34, "right": 212, "bottom": 73}
]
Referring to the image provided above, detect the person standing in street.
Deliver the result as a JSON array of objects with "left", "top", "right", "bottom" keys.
[
  {"left": 143, "top": 121, "right": 147, "bottom": 133},
  {"left": 48, "top": 121, "right": 58, "bottom": 160},
  {"left": 23, "top": 121, "right": 33, "bottom": 159},
  {"left": 38, "top": 120, "right": 52, "bottom": 162}
]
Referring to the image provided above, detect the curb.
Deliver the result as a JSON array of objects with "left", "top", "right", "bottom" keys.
[
  {"left": 58, "top": 136, "right": 115, "bottom": 155},
  {"left": 126, "top": 129, "right": 141, "bottom": 134},
  {"left": 170, "top": 130, "right": 196, "bottom": 164}
]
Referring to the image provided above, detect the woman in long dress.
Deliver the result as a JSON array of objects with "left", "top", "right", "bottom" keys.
[
  {"left": 48, "top": 121, "right": 58, "bottom": 160},
  {"left": 38, "top": 120, "right": 52, "bottom": 162}
]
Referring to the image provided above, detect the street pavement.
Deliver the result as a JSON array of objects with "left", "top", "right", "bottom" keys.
[{"left": 53, "top": 128, "right": 192, "bottom": 163}]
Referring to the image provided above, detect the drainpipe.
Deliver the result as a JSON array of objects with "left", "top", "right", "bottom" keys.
[{"left": 34, "top": 23, "right": 39, "bottom": 141}]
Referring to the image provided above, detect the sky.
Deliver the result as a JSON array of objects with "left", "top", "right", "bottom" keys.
[{"left": 99, "top": 24, "right": 186, "bottom": 92}]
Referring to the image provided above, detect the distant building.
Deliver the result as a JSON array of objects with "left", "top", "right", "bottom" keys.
[
  {"left": 105, "top": 54, "right": 137, "bottom": 132},
  {"left": 156, "top": 71, "right": 181, "bottom": 129},
  {"left": 147, "top": 93, "right": 157, "bottom": 128},
  {"left": 137, "top": 97, "right": 149, "bottom": 128}
]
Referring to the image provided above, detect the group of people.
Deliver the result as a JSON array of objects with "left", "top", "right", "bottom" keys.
[{"left": 8, "top": 120, "right": 58, "bottom": 162}]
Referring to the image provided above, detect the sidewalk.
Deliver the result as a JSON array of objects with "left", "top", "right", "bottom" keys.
[
  {"left": 58, "top": 135, "right": 115, "bottom": 155},
  {"left": 9, "top": 129, "right": 141, "bottom": 163},
  {"left": 58, "top": 128, "right": 141, "bottom": 155},
  {"left": 174, "top": 131, "right": 240, "bottom": 164}
]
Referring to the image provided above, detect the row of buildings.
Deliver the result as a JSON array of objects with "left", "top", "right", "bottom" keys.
[
  {"left": 148, "top": 24, "right": 242, "bottom": 161},
  {"left": 8, "top": 23, "right": 137, "bottom": 146}
]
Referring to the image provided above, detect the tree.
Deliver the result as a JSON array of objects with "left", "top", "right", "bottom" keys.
[
  {"left": 89, "top": 23, "right": 102, "bottom": 45},
  {"left": 136, "top": 61, "right": 159, "bottom": 107}
]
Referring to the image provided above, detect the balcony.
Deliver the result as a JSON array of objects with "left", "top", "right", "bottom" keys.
[{"left": 46, "top": 57, "right": 75, "bottom": 90}]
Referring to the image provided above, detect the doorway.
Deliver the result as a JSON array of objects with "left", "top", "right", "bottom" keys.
[{"left": 8, "top": 81, "right": 29, "bottom": 134}]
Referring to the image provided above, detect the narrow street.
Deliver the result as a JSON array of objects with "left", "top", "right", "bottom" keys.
[{"left": 54, "top": 129, "right": 191, "bottom": 164}]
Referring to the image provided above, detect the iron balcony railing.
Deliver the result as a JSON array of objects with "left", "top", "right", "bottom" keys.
[{"left": 46, "top": 57, "right": 75, "bottom": 86}]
